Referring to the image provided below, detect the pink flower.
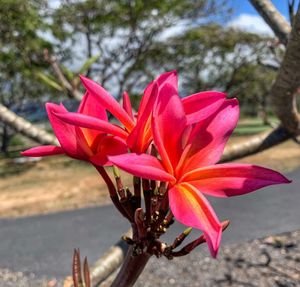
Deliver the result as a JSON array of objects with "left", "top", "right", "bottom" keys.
[
  {"left": 109, "top": 80, "right": 291, "bottom": 258},
  {"left": 22, "top": 92, "right": 127, "bottom": 166},
  {"left": 59, "top": 71, "right": 227, "bottom": 153}
]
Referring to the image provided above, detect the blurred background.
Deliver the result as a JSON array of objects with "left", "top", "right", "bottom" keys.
[
  {"left": 1, "top": 1, "right": 300, "bottom": 286},
  {"left": 0, "top": 0, "right": 299, "bottom": 218}
]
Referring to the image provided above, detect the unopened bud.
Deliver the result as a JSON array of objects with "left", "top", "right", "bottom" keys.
[
  {"left": 112, "top": 166, "right": 120, "bottom": 178},
  {"left": 183, "top": 227, "right": 193, "bottom": 236}
]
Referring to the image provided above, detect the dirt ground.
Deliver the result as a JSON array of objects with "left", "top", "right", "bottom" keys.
[{"left": 0, "top": 135, "right": 299, "bottom": 218}]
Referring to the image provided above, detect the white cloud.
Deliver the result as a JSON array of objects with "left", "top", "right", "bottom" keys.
[
  {"left": 48, "top": 0, "right": 61, "bottom": 9},
  {"left": 227, "top": 13, "right": 274, "bottom": 36},
  {"left": 156, "top": 20, "right": 190, "bottom": 41}
]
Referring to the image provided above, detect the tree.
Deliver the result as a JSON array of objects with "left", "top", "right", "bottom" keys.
[
  {"left": 136, "top": 24, "right": 277, "bottom": 119},
  {"left": 49, "top": 0, "right": 230, "bottom": 98},
  {"left": 0, "top": 0, "right": 55, "bottom": 153}
]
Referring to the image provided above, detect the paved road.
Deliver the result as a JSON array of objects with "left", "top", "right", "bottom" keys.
[{"left": 0, "top": 169, "right": 299, "bottom": 279}]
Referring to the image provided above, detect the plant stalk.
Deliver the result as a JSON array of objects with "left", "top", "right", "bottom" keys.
[{"left": 111, "top": 246, "right": 151, "bottom": 287}]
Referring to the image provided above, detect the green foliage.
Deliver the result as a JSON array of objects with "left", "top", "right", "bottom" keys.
[
  {"left": 139, "top": 23, "right": 277, "bottom": 116},
  {"left": 49, "top": 0, "right": 229, "bottom": 97},
  {"left": 0, "top": 0, "right": 281, "bottom": 138},
  {"left": 36, "top": 72, "right": 64, "bottom": 92},
  {"left": 0, "top": 0, "right": 54, "bottom": 105}
]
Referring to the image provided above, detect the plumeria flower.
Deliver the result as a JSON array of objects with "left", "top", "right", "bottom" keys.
[
  {"left": 57, "top": 71, "right": 227, "bottom": 154},
  {"left": 109, "top": 82, "right": 291, "bottom": 258},
  {"left": 22, "top": 92, "right": 127, "bottom": 166}
]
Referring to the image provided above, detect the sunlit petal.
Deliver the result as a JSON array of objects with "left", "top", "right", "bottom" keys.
[
  {"left": 181, "top": 163, "right": 291, "bottom": 197},
  {"left": 169, "top": 183, "right": 222, "bottom": 257},
  {"left": 182, "top": 91, "right": 226, "bottom": 124},
  {"left": 127, "top": 83, "right": 158, "bottom": 153},
  {"left": 152, "top": 83, "right": 187, "bottom": 174},
  {"left": 179, "top": 99, "right": 239, "bottom": 175},
  {"left": 78, "top": 91, "right": 107, "bottom": 121},
  {"left": 109, "top": 153, "right": 176, "bottom": 183}
]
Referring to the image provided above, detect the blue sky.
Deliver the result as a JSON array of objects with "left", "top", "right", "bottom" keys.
[
  {"left": 231, "top": 0, "right": 299, "bottom": 18},
  {"left": 225, "top": 0, "right": 299, "bottom": 35}
]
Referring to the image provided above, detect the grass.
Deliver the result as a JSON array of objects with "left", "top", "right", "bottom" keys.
[{"left": 233, "top": 117, "right": 279, "bottom": 136}]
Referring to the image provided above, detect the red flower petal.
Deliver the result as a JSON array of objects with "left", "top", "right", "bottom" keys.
[
  {"left": 122, "top": 91, "right": 134, "bottom": 120},
  {"left": 78, "top": 91, "right": 107, "bottom": 121},
  {"left": 127, "top": 83, "right": 158, "bottom": 153},
  {"left": 181, "top": 163, "right": 291, "bottom": 197},
  {"left": 182, "top": 91, "right": 226, "bottom": 124},
  {"left": 169, "top": 183, "right": 222, "bottom": 257},
  {"left": 152, "top": 83, "right": 187, "bottom": 174},
  {"left": 46, "top": 103, "right": 91, "bottom": 160},
  {"left": 89, "top": 136, "right": 128, "bottom": 166},
  {"left": 109, "top": 153, "right": 176, "bottom": 183},
  {"left": 21, "top": 145, "right": 64, "bottom": 157},
  {"left": 54, "top": 112, "right": 128, "bottom": 140},
  {"left": 179, "top": 99, "right": 239, "bottom": 175},
  {"left": 80, "top": 75, "right": 134, "bottom": 131}
]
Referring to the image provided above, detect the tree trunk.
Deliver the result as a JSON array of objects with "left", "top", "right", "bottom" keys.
[
  {"left": 1, "top": 124, "right": 11, "bottom": 155},
  {"left": 269, "top": 4, "right": 300, "bottom": 135},
  {"left": 0, "top": 103, "right": 57, "bottom": 145},
  {"left": 249, "top": 0, "right": 291, "bottom": 45},
  {"left": 221, "top": 126, "right": 291, "bottom": 162}
]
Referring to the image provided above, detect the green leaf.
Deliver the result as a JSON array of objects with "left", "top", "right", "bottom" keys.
[
  {"left": 78, "top": 54, "right": 101, "bottom": 75},
  {"left": 61, "top": 66, "right": 75, "bottom": 81},
  {"left": 36, "top": 72, "right": 63, "bottom": 91}
]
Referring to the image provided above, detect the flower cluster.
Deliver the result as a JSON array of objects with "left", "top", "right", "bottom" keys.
[{"left": 22, "top": 71, "right": 290, "bottom": 257}]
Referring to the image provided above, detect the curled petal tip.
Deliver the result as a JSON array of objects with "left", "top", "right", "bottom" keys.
[
  {"left": 79, "top": 74, "right": 87, "bottom": 81},
  {"left": 21, "top": 145, "right": 64, "bottom": 157}
]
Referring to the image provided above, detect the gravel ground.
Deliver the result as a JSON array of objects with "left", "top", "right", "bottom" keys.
[
  {"left": 137, "top": 230, "right": 300, "bottom": 287},
  {"left": 1, "top": 230, "right": 300, "bottom": 287}
]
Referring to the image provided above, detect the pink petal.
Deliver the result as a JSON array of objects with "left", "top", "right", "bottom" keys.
[
  {"left": 89, "top": 136, "right": 128, "bottom": 166},
  {"left": 181, "top": 163, "right": 291, "bottom": 197},
  {"left": 78, "top": 91, "right": 108, "bottom": 121},
  {"left": 54, "top": 112, "right": 128, "bottom": 140},
  {"left": 182, "top": 91, "right": 226, "bottom": 124},
  {"left": 127, "top": 83, "right": 158, "bottom": 153},
  {"left": 108, "top": 153, "right": 176, "bottom": 183},
  {"left": 21, "top": 145, "right": 64, "bottom": 157},
  {"left": 80, "top": 76, "right": 134, "bottom": 131},
  {"left": 179, "top": 99, "right": 239, "bottom": 175},
  {"left": 152, "top": 83, "right": 187, "bottom": 174},
  {"left": 46, "top": 103, "right": 91, "bottom": 160},
  {"left": 77, "top": 91, "right": 106, "bottom": 143},
  {"left": 138, "top": 71, "right": 178, "bottom": 120},
  {"left": 156, "top": 70, "right": 178, "bottom": 90},
  {"left": 122, "top": 91, "right": 134, "bottom": 120},
  {"left": 169, "top": 183, "right": 222, "bottom": 257}
]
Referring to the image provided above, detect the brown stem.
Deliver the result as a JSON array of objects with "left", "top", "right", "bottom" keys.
[
  {"left": 95, "top": 166, "right": 131, "bottom": 220},
  {"left": 133, "top": 177, "right": 141, "bottom": 209},
  {"left": 95, "top": 166, "right": 117, "bottom": 196},
  {"left": 142, "top": 179, "right": 152, "bottom": 226},
  {"left": 111, "top": 246, "right": 151, "bottom": 287}
]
